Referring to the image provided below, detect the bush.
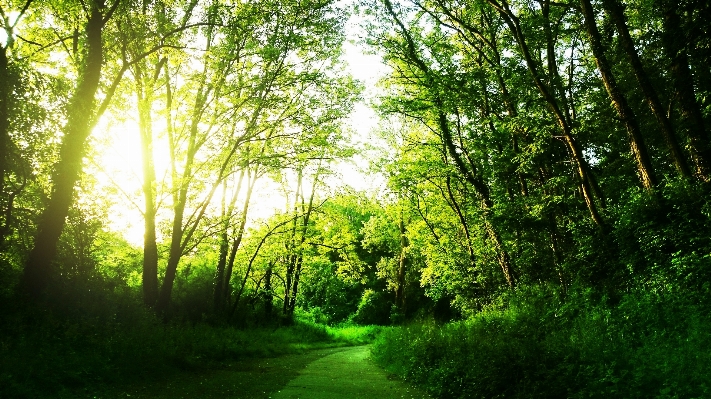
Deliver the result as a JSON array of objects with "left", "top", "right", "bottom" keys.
[
  {"left": 350, "top": 289, "right": 392, "bottom": 325},
  {"left": 371, "top": 285, "right": 711, "bottom": 398}
]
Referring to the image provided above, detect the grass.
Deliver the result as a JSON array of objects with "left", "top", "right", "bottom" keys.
[
  {"left": 0, "top": 297, "right": 383, "bottom": 399},
  {"left": 328, "top": 323, "right": 384, "bottom": 345}
]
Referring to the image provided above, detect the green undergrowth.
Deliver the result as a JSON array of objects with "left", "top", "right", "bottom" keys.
[
  {"left": 0, "top": 299, "right": 381, "bottom": 399},
  {"left": 372, "top": 286, "right": 711, "bottom": 399},
  {"left": 328, "top": 323, "right": 384, "bottom": 345}
]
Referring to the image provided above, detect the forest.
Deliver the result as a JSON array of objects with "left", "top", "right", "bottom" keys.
[{"left": 1, "top": 0, "right": 710, "bottom": 397}]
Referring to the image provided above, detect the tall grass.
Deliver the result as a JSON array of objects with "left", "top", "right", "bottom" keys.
[{"left": 371, "top": 286, "right": 711, "bottom": 398}]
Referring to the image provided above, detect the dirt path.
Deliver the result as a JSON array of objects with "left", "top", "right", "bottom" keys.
[
  {"left": 271, "top": 346, "right": 431, "bottom": 399},
  {"left": 96, "top": 345, "right": 430, "bottom": 398}
]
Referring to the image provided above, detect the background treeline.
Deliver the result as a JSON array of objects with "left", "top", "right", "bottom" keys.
[{"left": 360, "top": 0, "right": 711, "bottom": 397}]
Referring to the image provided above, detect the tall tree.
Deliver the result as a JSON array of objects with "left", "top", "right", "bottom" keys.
[
  {"left": 657, "top": 0, "right": 711, "bottom": 181},
  {"left": 21, "top": 0, "right": 121, "bottom": 298},
  {"left": 155, "top": 0, "right": 359, "bottom": 312},
  {"left": 601, "top": 0, "right": 691, "bottom": 178},
  {"left": 579, "top": 0, "right": 657, "bottom": 189}
]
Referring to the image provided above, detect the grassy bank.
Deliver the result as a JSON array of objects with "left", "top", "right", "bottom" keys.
[{"left": 371, "top": 287, "right": 711, "bottom": 398}]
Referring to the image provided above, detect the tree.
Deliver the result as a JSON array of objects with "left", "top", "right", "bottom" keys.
[
  {"left": 21, "top": 0, "right": 122, "bottom": 299},
  {"left": 153, "top": 0, "right": 359, "bottom": 312}
]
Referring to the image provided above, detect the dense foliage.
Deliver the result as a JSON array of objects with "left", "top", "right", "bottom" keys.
[
  {"left": 373, "top": 287, "right": 711, "bottom": 398},
  {"left": 362, "top": 0, "right": 711, "bottom": 396}
]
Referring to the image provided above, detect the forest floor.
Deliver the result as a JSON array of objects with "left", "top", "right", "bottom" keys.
[{"left": 93, "top": 345, "right": 431, "bottom": 398}]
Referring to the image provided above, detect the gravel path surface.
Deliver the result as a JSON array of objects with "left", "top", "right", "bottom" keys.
[{"left": 270, "top": 346, "right": 431, "bottom": 399}]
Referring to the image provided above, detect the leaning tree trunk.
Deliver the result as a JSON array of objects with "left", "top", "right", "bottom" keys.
[
  {"left": 155, "top": 90, "right": 203, "bottom": 313},
  {"left": 580, "top": 0, "right": 658, "bottom": 190},
  {"left": 214, "top": 169, "right": 245, "bottom": 312},
  {"left": 602, "top": 0, "right": 691, "bottom": 178},
  {"left": 382, "top": 0, "right": 518, "bottom": 285},
  {"left": 482, "top": 0, "right": 605, "bottom": 226},
  {"left": 21, "top": 4, "right": 104, "bottom": 299},
  {"left": 443, "top": 174, "right": 476, "bottom": 271},
  {"left": 285, "top": 164, "right": 322, "bottom": 317},
  {"left": 223, "top": 168, "right": 258, "bottom": 307},
  {"left": 283, "top": 170, "right": 303, "bottom": 316},
  {"left": 659, "top": 0, "right": 711, "bottom": 181}
]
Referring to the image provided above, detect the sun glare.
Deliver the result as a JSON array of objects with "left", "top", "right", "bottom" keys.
[
  {"left": 90, "top": 115, "right": 293, "bottom": 247},
  {"left": 82, "top": 10, "right": 386, "bottom": 249},
  {"left": 91, "top": 118, "right": 149, "bottom": 246}
]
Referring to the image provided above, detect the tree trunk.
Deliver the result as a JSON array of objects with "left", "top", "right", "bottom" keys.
[
  {"left": 263, "top": 262, "right": 273, "bottom": 319},
  {"left": 156, "top": 199, "right": 186, "bottom": 313},
  {"left": 135, "top": 63, "right": 160, "bottom": 307},
  {"left": 156, "top": 92, "right": 203, "bottom": 313},
  {"left": 0, "top": 46, "right": 9, "bottom": 244},
  {"left": 283, "top": 170, "right": 303, "bottom": 316},
  {"left": 21, "top": 4, "right": 104, "bottom": 298},
  {"left": 395, "top": 209, "right": 408, "bottom": 314},
  {"left": 284, "top": 164, "right": 321, "bottom": 317},
  {"left": 214, "top": 169, "right": 246, "bottom": 312},
  {"left": 659, "top": 0, "right": 711, "bottom": 181},
  {"left": 484, "top": 0, "right": 605, "bottom": 225},
  {"left": 580, "top": 0, "right": 658, "bottom": 190},
  {"left": 443, "top": 174, "right": 476, "bottom": 269},
  {"left": 288, "top": 254, "right": 303, "bottom": 314},
  {"left": 223, "top": 170, "right": 257, "bottom": 306},
  {"left": 230, "top": 214, "right": 300, "bottom": 317},
  {"left": 214, "top": 181, "right": 230, "bottom": 313},
  {"left": 602, "top": 0, "right": 691, "bottom": 178},
  {"left": 438, "top": 107, "right": 517, "bottom": 287}
]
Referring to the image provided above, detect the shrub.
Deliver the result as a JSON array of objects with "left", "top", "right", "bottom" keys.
[{"left": 372, "top": 286, "right": 711, "bottom": 398}]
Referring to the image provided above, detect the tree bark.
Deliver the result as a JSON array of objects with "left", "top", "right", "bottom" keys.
[
  {"left": 285, "top": 164, "right": 321, "bottom": 316},
  {"left": 383, "top": 0, "right": 517, "bottom": 286},
  {"left": 484, "top": 0, "right": 605, "bottom": 225},
  {"left": 443, "top": 174, "right": 476, "bottom": 269},
  {"left": 282, "top": 170, "right": 302, "bottom": 316},
  {"left": 214, "top": 169, "right": 245, "bottom": 312},
  {"left": 214, "top": 181, "right": 230, "bottom": 313},
  {"left": 21, "top": 3, "right": 104, "bottom": 298},
  {"left": 156, "top": 78, "right": 206, "bottom": 313},
  {"left": 580, "top": 0, "right": 658, "bottom": 190},
  {"left": 223, "top": 169, "right": 257, "bottom": 306},
  {"left": 659, "top": 0, "right": 711, "bottom": 181},
  {"left": 0, "top": 46, "right": 10, "bottom": 244},
  {"left": 134, "top": 61, "right": 160, "bottom": 307},
  {"left": 602, "top": 0, "right": 691, "bottom": 178}
]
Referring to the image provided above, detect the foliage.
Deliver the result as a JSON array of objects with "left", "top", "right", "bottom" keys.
[{"left": 372, "top": 286, "right": 711, "bottom": 398}]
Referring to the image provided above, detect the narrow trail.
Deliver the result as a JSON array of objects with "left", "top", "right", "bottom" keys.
[
  {"left": 271, "top": 345, "right": 431, "bottom": 399},
  {"left": 100, "top": 345, "right": 431, "bottom": 398}
]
